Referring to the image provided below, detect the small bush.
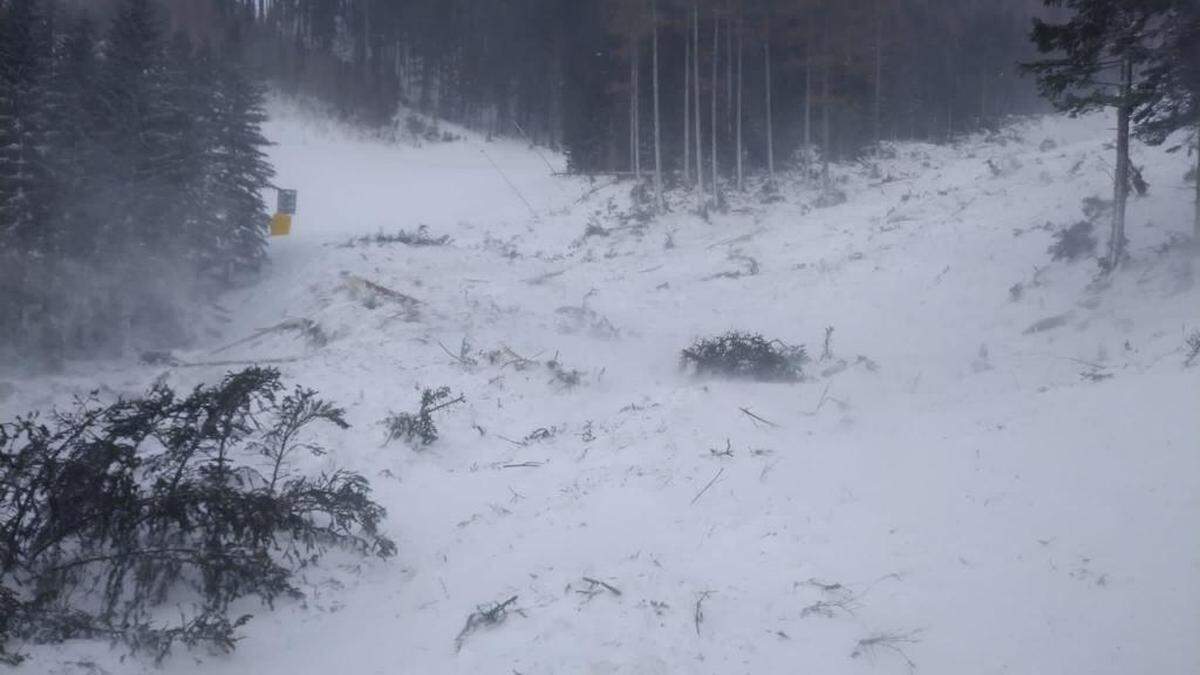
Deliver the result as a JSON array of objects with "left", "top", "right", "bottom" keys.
[
  {"left": 1048, "top": 221, "right": 1098, "bottom": 262},
  {"left": 0, "top": 369, "right": 394, "bottom": 663},
  {"left": 681, "top": 332, "right": 808, "bottom": 382},
  {"left": 383, "top": 387, "right": 465, "bottom": 447},
  {"left": 1185, "top": 331, "right": 1200, "bottom": 368},
  {"left": 342, "top": 225, "right": 451, "bottom": 248}
]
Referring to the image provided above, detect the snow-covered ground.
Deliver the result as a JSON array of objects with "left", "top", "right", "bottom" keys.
[{"left": 8, "top": 100, "right": 1199, "bottom": 674}]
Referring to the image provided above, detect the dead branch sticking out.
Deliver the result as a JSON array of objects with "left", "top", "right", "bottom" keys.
[
  {"left": 454, "top": 595, "right": 519, "bottom": 653},
  {"left": 489, "top": 345, "right": 541, "bottom": 371},
  {"left": 694, "top": 591, "right": 713, "bottom": 636},
  {"left": 577, "top": 577, "right": 622, "bottom": 601},
  {"left": 177, "top": 357, "right": 304, "bottom": 369},
  {"left": 739, "top": 407, "right": 780, "bottom": 428},
  {"left": 210, "top": 318, "right": 327, "bottom": 355},
  {"left": 690, "top": 468, "right": 725, "bottom": 506},
  {"left": 437, "top": 338, "right": 478, "bottom": 367},
  {"left": 524, "top": 269, "right": 567, "bottom": 285},
  {"left": 342, "top": 274, "right": 423, "bottom": 317},
  {"left": 709, "top": 439, "right": 734, "bottom": 458},
  {"left": 851, "top": 629, "right": 923, "bottom": 672}
]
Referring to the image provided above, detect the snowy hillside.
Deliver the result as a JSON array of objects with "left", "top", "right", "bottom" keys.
[{"left": 9, "top": 101, "right": 1199, "bottom": 674}]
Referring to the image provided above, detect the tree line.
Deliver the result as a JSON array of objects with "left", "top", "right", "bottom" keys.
[
  {"left": 174, "top": 0, "right": 1049, "bottom": 176},
  {"left": 0, "top": 0, "right": 273, "bottom": 365},
  {"left": 186, "top": 0, "right": 1199, "bottom": 250}
]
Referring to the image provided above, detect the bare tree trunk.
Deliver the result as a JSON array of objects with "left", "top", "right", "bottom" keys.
[
  {"left": 684, "top": 31, "right": 691, "bottom": 184},
  {"left": 1194, "top": 118, "right": 1200, "bottom": 240},
  {"left": 803, "top": 29, "right": 812, "bottom": 160},
  {"left": 652, "top": 0, "right": 663, "bottom": 210},
  {"left": 1108, "top": 56, "right": 1133, "bottom": 273},
  {"left": 634, "top": 45, "right": 642, "bottom": 179},
  {"left": 630, "top": 49, "right": 638, "bottom": 177},
  {"left": 736, "top": 8, "right": 744, "bottom": 191},
  {"left": 764, "top": 26, "right": 774, "bottom": 178},
  {"left": 711, "top": 8, "right": 719, "bottom": 194},
  {"left": 821, "top": 43, "right": 831, "bottom": 186},
  {"left": 872, "top": 0, "right": 882, "bottom": 150},
  {"left": 693, "top": 3, "right": 705, "bottom": 205},
  {"left": 725, "top": 13, "right": 733, "bottom": 137}
]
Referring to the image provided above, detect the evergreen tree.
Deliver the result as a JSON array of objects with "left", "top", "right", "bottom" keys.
[
  {"left": 209, "top": 59, "right": 274, "bottom": 280},
  {"left": 44, "top": 15, "right": 102, "bottom": 261},
  {"left": 1024, "top": 0, "right": 1171, "bottom": 272},
  {"left": 99, "top": 0, "right": 175, "bottom": 255},
  {"left": 1130, "top": 0, "right": 1200, "bottom": 238},
  {"left": 0, "top": 0, "right": 54, "bottom": 255}
]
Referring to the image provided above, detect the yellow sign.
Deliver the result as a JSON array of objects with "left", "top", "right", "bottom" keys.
[{"left": 270, "top": 213, "right": 292, "bottom": 237}]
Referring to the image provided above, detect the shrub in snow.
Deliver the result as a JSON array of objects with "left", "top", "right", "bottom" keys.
[
  {"left": 681, "top": 332, "right": 808, "bottom": 382},
  {"left": 1048, "top": 221, "right": 1098, "bottom": 262},
  {"left": 814, "top": 186, "right": 848, "bottom": 209},
  {"left": 383, "top": 387, "right": 465, "bottom": 447},
  {"left": 401, "top": 113, "right": 460, "bottom": 144},
  {"left": 0, "top": 368, "right": 395, "bottom": 664},
  {"left": 1185, "top": 331, "right": 1200, "bottom": 368},
  {"left": 546, "top": 356, "right": 586, "bottom": 390},
  {"left": 342, "top": 225, "right": 451, "bottom": 248}
]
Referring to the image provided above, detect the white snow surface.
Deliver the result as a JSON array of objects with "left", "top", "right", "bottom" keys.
[{"left": 7, "top": 98, "right": 1200, "bottom": 674}]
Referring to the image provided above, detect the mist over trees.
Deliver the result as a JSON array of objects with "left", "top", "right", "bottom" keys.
[
  {"left": 158, "top": 0, "right": 1052, "bottom": 175},
  {"left": 0, "top": 0, "right": 273, "bottom": 365},
  {"left": 2, "top": 0, "right": 1197, "bottom": 367}
]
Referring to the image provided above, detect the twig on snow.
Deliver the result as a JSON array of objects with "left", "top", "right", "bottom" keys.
[
  {"left": 801, "top": 384, "right": 832, "bottom": 416},
  {"left": 739, "top": 407, "right": 780, "bottom": 428},
  {"left": 690, "top": 468, "right": 725, "bottom": 506},
  {"left": 455, "top": 595, "right": 519, "bottom": 653},
  {"left": 694, "top": 591, "right": 713, "bottom": 636},
  {"left": 577, "top": 577, "right": 622, "bottom": 600},
  {"left": 851, "top": 629, "right": 923, "bottom": 672},
  {"left": 176, "top": 357, "right": 304, "bottom": 369},
  {"left": 501, "top": 462, "right": 543, "bottom": 469}
]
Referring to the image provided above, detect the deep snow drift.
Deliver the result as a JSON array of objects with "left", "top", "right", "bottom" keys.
[{"left": 7, "top": 99, "right": 1199, "bottom": 674}]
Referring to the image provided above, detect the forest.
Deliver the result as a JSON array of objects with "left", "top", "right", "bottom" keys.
[
  {"left": 2, "top": 0, "right": 1198, "bottom": 365},
  {"left": 187, "top": 0, "right": 1054, "bottom": 173},
  {"left": 1, "top": 0, "right": 1199, "bottom": 671}
]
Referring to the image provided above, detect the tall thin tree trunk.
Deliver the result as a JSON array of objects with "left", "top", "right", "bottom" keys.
[
  {"left": 821, "top": 36, "right": 831, "bottom": 186},
  {"left": 634, "top": 45, "right": 641, "bottom": 178},
  {"left": 652, "top": 0, "right": 663, "bottom": 210},
  {"left": 804, "top": 31, "right": 812, "bottom": 158},
  {"left": 711, "top": 8, "right": 718, "bottom": 194},
  {"left": 725, "top": 13, "right": 733, "bottom": 137},
  {"left": 764, "top": 24, "right": 774, "bottom": 178},
  {"left": 630, "top": 49, "right": 638, "bottom": 177},
  {"left": 1193, "top": 118, "right": 1200, "bottom": 239},
  {"left": 736, "top": 9, "right": 744, "bottom": 191},
  {"left": 872, "top": 0, "right": 882, "bottom": 149},
  {"left": 684, "top": 32, "right": 691, "bottom": 184},
  {"left": 693, "top": 3, "right": 704, "bottom": 204},
  {"left": 1109, "top": 56, "right": 1133, "bottom": 273}
]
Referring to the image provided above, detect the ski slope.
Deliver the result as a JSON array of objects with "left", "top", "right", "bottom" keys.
[{"left": 11, "top": 98, "right": 1200, "bottom": 674}]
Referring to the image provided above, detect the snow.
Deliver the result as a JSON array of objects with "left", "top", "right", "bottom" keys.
[{"left": 6, "top": 99, "right": 1199, "bottom": 674}]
